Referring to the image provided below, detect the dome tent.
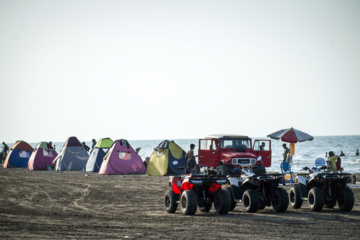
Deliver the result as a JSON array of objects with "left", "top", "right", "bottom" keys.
[
  {"left": 99, "top": 139, "right": 146, "bottom": 175},
  {"left": 146, "top": 140, "right": 187, "bottom": 176},
  {"left": 85, "top": 138, "right": 113, "bottom": 172},
  {"left": 28, "top": 141, "right": 58, "bottom": 170},
  {"left": 53, "top": 136, "right": 89, "bottom": 171},
  {"left": 3, "top": 141, "right": 34, "bottom": 168}
]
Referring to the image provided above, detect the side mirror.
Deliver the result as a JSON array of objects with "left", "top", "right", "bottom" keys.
[{"left": 257, "top": 156, "right": 262, "bottom": 161}]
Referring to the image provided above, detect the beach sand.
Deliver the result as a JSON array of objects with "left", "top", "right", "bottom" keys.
[{"left": 0, "top": 168, "right": 359, "bottom": 239}]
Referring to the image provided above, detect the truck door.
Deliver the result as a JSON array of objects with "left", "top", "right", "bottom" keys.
[
  {"left": 253, "top": 140, "right": 272, "bottom": 167},
  {"left": 198, "top": 139, "right": 219, "bottom": 167}
]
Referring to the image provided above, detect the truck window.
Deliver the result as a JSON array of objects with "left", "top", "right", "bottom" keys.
[
  {"left": 200, "top": 140, "right": 217, "bottom": 150},
  {"left": 220, "top": 139, "right": 250, "bottom": 149},
  {"left": 254, "top": 141, "right": 269, "bottom": 151}
]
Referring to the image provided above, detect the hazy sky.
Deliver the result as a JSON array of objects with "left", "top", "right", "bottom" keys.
[{"left": 1, "top": 0, "right": 360, "bottom": 143}]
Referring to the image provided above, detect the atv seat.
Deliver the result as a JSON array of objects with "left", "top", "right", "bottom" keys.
[{"left": 280, "top": 162, "right": 294, "bottom": 184}]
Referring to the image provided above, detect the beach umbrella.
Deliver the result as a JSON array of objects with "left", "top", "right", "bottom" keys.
[
  {"left": 267, "top": 127, "right": 313, "bottom": 156},
  {"left": 267, "top": 127, "right": 313, "bottom": 143}
]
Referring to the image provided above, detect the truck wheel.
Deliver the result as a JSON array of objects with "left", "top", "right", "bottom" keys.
[
  {"left": 289, "top": 185, "right": 302, "bottom": 209},
  {"left": 217, "top": 165, "right": 230, "bottom": 175},
  {"left": 180, "top": 190, "right": 198, "bottom": 215},
  {"left": 242, "top": 189, "right": 260, "bottom": 213},
  {"left": 338, "top": 188, "right": 354, "bottom": 212},
  {"left": 164, "top": 190, "right": 179, "bottom": 213},
  {"left": 272, "top": 188, "right": 289, "bottom": 212},
  {"left": 213, "top": 189, "right": 230, "bottom": 214},
  {"left": 225, "top": 186, "right": 237, "bottom": 211},
  {"left": 308, "top": 187, "right": 324, "bottom": 212}
]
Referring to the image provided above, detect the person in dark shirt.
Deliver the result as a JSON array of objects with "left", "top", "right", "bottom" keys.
[
  {"left": 82, "top": 142, "right": 90, "bottom": 152},
  {"left": 47, "top": 141, "right": 54, "bottom": 150},
  {"left": 90, "top": 139, "right": 96, "bottom": 153},
  {"left": 1, "top": 142, "right": 9, "bottom": 162}
]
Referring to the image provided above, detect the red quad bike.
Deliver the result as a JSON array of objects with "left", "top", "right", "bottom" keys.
[
  {"left": 289, "top": 166, "right": 354, "bottom": 212},
  {"left": 198, "top": 134, "right": 272, "bottom": 175},
  {"left": 164, "top": 173, "right": 230, "bottom": 215},
  {"left": 225, "top": 161, "right": 288, "bottom": 213}
]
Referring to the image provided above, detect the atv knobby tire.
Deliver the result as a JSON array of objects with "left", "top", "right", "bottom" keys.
[
  {"left": 213, "top": 189, "right": 230, "bottom": 214},
  {"left": 338, "top": 187, "right": 354, "bottom": 212},
  {"left": 225, "top": 186, "right": 237, "bottom": 211},
  {"left": 242, "top": 189, "right": 260, "bottom": 213},
  {"left": 180, "top": 190, "right": 198, "bottom": 215},
  {"left": 272, "top": 188, "right": 289, "bottom": 212},
  {"left": 289, "top": 185, "right": 302, "bottom": 209},
  {"left": 164, "top": 190, "right": 179, "bottom": 213},
  {"left": 308, "top": 187, "right": 324, "bottom": 212}
]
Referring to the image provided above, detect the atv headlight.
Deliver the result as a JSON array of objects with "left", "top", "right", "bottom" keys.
[
  {"left": 190, "top": 180, "right": 203, "bottom": 185},
  {"left": 216, "top": 179, "right": 227, "bottom": 185}
]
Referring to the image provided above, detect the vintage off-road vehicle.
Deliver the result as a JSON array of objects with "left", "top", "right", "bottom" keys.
[
  {"left": 164, "top": 174, "right": 230, "bottom": 215},
  {"left": 198, "top": 134, "right": 272, "bottom": 175},
  {"left": 289, "top": 166, "right": 354, "bottom": 212},
  {"left": 225, "top": 161, "right": 288, "bottom": 213}
]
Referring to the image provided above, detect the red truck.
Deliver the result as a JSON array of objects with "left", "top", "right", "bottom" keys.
[{"left": 198, "top": 134, "right": 272, "bottom": 175}]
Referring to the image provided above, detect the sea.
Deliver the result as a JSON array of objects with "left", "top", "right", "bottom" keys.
[{"left": 19, "top": 135, "right": 360, "bottom": 174}]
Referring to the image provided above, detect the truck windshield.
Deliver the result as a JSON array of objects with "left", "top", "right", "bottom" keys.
[{"left": 220, "top": 139, "right": 251, "bottom": 149}]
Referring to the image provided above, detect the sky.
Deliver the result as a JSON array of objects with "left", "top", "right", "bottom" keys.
[{"left": 1, "top": 0, "right": 360, "bottom": 143}]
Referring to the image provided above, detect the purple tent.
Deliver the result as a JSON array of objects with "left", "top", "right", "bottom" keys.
[
  {"left": 99, "top": 139, "right": 146, "bottom": 175},
  {"left": 28, "top": 142, "right": 58, "bottom": 170}
]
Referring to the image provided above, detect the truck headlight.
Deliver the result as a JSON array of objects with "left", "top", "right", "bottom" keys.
[{"left": 251, "top": 159, "right": 256, "bottom": 165}]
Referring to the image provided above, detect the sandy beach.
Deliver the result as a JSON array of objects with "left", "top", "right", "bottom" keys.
[{"left": 0, "top": 168, "right": 359, "bottom": 239}]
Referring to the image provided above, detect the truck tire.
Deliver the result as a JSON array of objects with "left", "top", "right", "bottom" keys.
[
  {"left": 217, "top": 165, "right": 230, "bottom": 175},
  {"left": 213, "top": 189, "right": 230, "bottom": 214},
  {"left": 242, "top": 189, "right": 260, "bottom": 213},
  {"left": 289, "top": 185, "right": 302, "bottom": 209},
  {"left": 164, "top": 190, "right": 179, "bottom": 213},
  {"left": 225, "top": 186, "right": 237, "bottom": 211},
  {"left": 308, "top": 187, "right": 324, "bottom": 212},
  {"left": 338, "top": 188, "right": 354, "bottom": 212},
  {"left": 180, "top": 190, "right": 198, "bottom": 215},
  {"left": 272, "top": 188, "right": 289, "bottom": 212}
]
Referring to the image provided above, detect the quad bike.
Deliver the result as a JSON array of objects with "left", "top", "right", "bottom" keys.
[
  {"left": 289, "top": 166, "right": 354, "bottom": 212},
  {"left": 164, "top": 173, "right": 230, "bottom": 215},
  {"left": 225, "top": 164, "right": 288, "bottom": 213}
]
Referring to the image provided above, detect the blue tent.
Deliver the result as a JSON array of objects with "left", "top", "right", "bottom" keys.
[
  {"left": 84, "top": 138, "right": 113, "bottom": 172},
  {"left": 3, "top": 141, "right": 34, "bottom": 168}
]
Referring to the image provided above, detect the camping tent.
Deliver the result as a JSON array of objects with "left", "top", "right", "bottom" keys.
[
  {"left": 146, "top": 140, "right": 187, "bottom": 176},
  {"left": 3, "top": 141, "right": 34, "bottom": 168},
  {"left": 99, "top": 139, "right": 146, "bottom": 175},
  {"left": 28, "top": 142, "right": 58, "bottom": 170},
  {"left": 85, "top": 138, "right": 113, "bottom": 172},
  {"left": 53, "top": 136, "right": 89, "bottom": 171}
]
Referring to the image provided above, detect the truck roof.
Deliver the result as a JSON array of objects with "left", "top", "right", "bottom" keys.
[{"left": 206, "top": 134, "right": 250, "bottom": 139}]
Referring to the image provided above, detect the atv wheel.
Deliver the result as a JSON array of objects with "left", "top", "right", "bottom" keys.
[
  {"left": 164, "top": 190, "right": 179, "bottom": 213},
  {"left": 338, "top": 188, "right": 354, "bottom": 212},
  {"left": 308, "top": 187, "right": 324, "bottom": 212},
  {"left": 213, "top": 189, "right": 230, "bottom": 214},
  {"left": 180, "top": 190, "right": 198, "bottom": 215},
  {"left": 217, "top": 165, "right": 231, "bottom": 175},
  {"left": 225, "top": 186, "right": 237, "bottom": 211},
  {"left": 198, "top": 199, "right": 212, "bottom": 212},
  {"left": 272, "top": 188, "right": 289, "bottom": 212},
  {"left": 242, "top": 189, "right": 260, "bottom": 213},
  {"left": 289, "top": 185, "right": 302, "bottom": 209}
]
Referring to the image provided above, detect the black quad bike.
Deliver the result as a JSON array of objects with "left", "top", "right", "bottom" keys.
[
  {"left": 289, "top": 166, "right": 354, "bottom": 212},
  {"left": 225, "top": 172, "right": 289, "bottom": 213},
  {"left": 164, "top": 174, "right": 230, "bottom": 215}
]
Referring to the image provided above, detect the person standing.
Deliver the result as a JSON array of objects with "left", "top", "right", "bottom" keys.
[
  {"left": 82, "top": 142, "right": 90, "bottom": 152},
  {"left": 1, "top": 142, "right": 9, "bottom": 162},
  {"left": 282, "top": 143, "right": 290, "bottom": 162},
  {"left": 356, "top": 149, "right": 359, "bottom": 156},
  {"left": 185, "top": 144, "right": 197, "bottom": 172},
  {"left": 90, "top": 139, "right": 97, "bottom": 153},
  {"left": 340, "top": 151, "right": 345, "bottom": 156}
]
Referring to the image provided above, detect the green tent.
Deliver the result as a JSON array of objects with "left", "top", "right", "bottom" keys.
[{"left": 95, "top": 138, "right": 113, "bottom": 148}]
